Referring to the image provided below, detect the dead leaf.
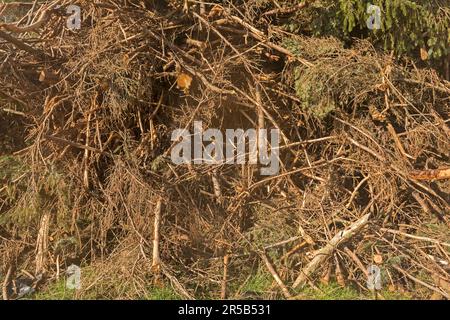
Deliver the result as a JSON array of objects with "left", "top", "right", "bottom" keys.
[
  {"left": 208, "top": 5, "right": 223, "bottom": 19},
  {"left": 176, "top": 73, "right": 193, "bottom": 93},
  {"left": 122, "top": 53, "right": 130, "bottom": 66},
  {"left": 420, "top": 48, "right": 429, "bottom": 61},
  {"left": 39, "top": 69, "right": 59, "bottom": 85},
  {"left": 373, "top": 254, "right": 383, "bottom": 264},
  {"left": 39, "top": 70, "right": 46, "bottom": 82},
  {"left": 264, "top": 52, "right": 280, "bottom": 62},
  {"left": 369, "top": 105, "right": 386, "bottom": 122}
]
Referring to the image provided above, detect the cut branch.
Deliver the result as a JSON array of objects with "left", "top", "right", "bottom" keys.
[
  {"left": 292, "top": 213, "right": 371, "bottom": 289},
  {"left": 261, "top": 252, "right": 292, "bottom": 299},
  {"left": 151, "top": 198, "right": 163, "bottom": 272},
  {"left": 410, "top": 168, "right": 450, "bottom": 181}
]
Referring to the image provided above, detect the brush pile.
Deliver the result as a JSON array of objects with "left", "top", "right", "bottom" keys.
[{"left": 0, "top": 0, "right": 449, "bottom": 300}]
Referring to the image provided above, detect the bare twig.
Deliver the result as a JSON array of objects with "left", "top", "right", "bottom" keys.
[
  {"left": 261, "top": 252, "right": 292, "bottom": 298},
  {"left": 220, "top": 254, "right": 229, "bottom": 299},
  {"left": 2, "top": 265, "right": 14, "bottom": 300},
  {"left": 293, "top": 212, "right": 371, "bottom": 289},
  {"left": 151, "top": 198, "right": 163, "bottom": 272}
]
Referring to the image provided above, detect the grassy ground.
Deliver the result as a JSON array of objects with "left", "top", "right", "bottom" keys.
[
  {"left": 31, "top": 280, "right": 183, "bottom": 300},
  {"left": 30, "top": 282, "right": 410, "bottom": 300},
  {"left": 23, "top": 269, "right": 411, "bottom": 300}
]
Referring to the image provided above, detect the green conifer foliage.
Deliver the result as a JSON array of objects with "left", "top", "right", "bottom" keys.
[{"left": 295, "top": 0, "right": 449, "bottom": 60}]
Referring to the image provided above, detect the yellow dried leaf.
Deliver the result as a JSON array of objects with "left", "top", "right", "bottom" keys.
[
  {"left": 420, "top": 48, "right": 428, "bottom": 61},
  {"left": 39, "top": 69, "right": 59, "bottom": 85},
  {"left": 177, "top": 73, "right": 193, "bottom": 93},
  {"left": 208, "top": 5, "right": 223, "bottom": 18},
  {"left": 39, "top": 70, "right": 46, "bottom": 82},
  {"left": 373, "top": 254, "right": 383, "bottom": 264},
  {"left": 369, "top": 105, "right": 386, "bottom": 122},
  {"left": 122, "top": 53, "right": 130, "bottom": 66},
  {"left": 264, "top": 52, "right": 280, "bottom": 62}
]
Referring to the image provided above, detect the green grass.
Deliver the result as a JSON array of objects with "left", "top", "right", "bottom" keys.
[
  {"left": 297, "top": 282, "right": 412, "bottom": 300},
  {"left": 30, "top": 278, "right": 181, "bottom": 300},
  {"left": 11, "top": 275, "right": 412, "bottom": 300},
  {"left": 298, "top": 282, "right": 362, "bottom": 300},
  {"left": 144, "top": 286, "right": 182, "bottom": 300},
  {"left": 32, "top": 280, "right": 78, "bottom": 300},
  {"left": 241, "top": 271, "right": 273, "bottom": 295}
]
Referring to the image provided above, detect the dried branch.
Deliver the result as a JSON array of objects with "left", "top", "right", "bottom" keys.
[
  {"left": 151, "top": 198, "right": 163, "bottom": 272},
  {"left": 293, "top": 212, "right": 371, "bottom": 289},
  {"left": 261, "top": 252, "right": 292, "bottom": 299},
  {"left": 410, "top": 168, "right": 450, "bottom": 181}
]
